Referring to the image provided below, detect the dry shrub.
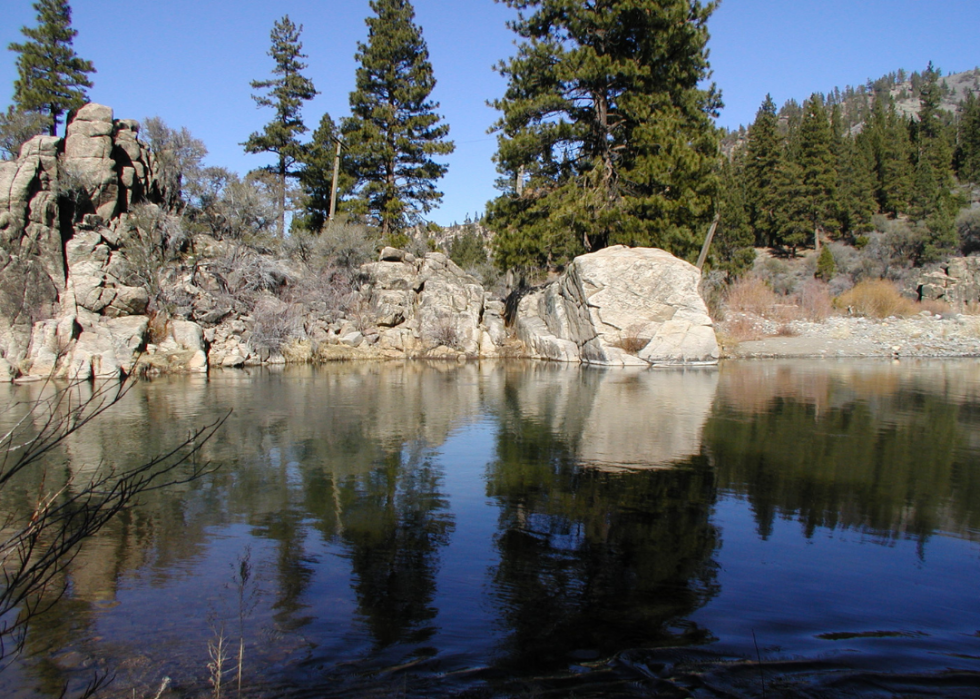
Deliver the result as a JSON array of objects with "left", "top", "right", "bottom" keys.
[
  {"left": 834, "top": 279, "right": 918, "bottom": 318},
  {"left": 724, "top": 277, "right": 780, "bottom": 316},
  {"left": 251, "top": 297, "right": 303, "bottom": 351},
  {"left": 775, "top": 323, "right": 799, "bottom": 337},
  {"left": 717, "top": 315, "right": 764, "bottom": 344},
  {"left": 612, "top": 324, "right": 649, "bottom": 354},
  {"left": 796, "top": 278, "right": 834, "bottom": 321},
  {"left": 427, "top": 316, "right": 462, "bottom": 350}
]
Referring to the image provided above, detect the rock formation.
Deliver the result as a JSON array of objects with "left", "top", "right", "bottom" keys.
[
  {"left": 918, "top": 257, "right": 980, "bottom": 307},
  {"left": 0, "top": 103, "right": 719, "bottom": 382},
  {"left": 516, "top": 246, "right": 719, "bottom": 366}
]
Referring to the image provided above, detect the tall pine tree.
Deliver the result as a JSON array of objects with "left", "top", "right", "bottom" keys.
[
  {"left": 243, "top": 15, "right": 318, "bottom": 238},
  {"left": 8, "top": 0, "right": 95, "bottom": 137},
  {"left": 341, "top": 0, "right": 454, "bottom": 240},
  {"left": 487, "top": 0, "right": 721, "bottom": 272},
  {"left": 795, "top": 94, "right": 838, "bottom": 247},
  {"left": 744, "top": 95, "right": 781, "bottom": 247}
]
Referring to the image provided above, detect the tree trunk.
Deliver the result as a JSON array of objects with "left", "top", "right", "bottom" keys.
[{"left": 278, "top": 156, "right": 286, "bottom": 238}]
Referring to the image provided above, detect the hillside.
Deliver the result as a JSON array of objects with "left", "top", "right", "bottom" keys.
[{"left": 723, "top": 66, "right": 980, "bottom": 151}]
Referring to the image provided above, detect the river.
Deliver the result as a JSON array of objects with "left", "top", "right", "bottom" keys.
[{"left": 1, "top": 359, "right": 979, "bottom": 697}]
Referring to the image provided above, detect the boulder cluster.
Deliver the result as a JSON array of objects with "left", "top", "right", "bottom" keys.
[{"left": 0, "top": 103, "right": 719, "bottom": 383}]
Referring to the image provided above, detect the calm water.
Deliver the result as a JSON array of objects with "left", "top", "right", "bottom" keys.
[{"left": 1, "top": 360, "right": 980, "bottom": 698}]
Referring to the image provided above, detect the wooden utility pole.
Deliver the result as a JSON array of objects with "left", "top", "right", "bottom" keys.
[
  {"left": 696, "top": 212, "right": 721, "bottom": 271},
  {"left": 328, "top": 137, "right": 342, "bottom": 222}
]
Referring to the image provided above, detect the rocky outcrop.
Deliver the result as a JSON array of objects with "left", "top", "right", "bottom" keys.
[
  {"left": 918, "top": 257, "right": 980, "bottom": 307},
  {"left": 516, "top": 246, "right": 719, "bottom": 366},
  {"left": 0, "top": 104, "right": 202, "bottom": 381},
  {"left": 0, "top": 102, "right": 720, "bottom": 382},
  {"left": 362, "top": 249, "right": 501, "bottom": 357}
]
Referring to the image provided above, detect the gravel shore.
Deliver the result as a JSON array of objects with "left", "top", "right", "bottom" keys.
[{"left": 719, "top": 312, "right": 980, "bottom": 359}]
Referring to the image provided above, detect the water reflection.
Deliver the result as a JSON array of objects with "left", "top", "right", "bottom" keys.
[
  {"left": 0, "top": 360, "right": 978, "bottom": 697},
  {"left": 482, "top": 365, "right": 721, "bottom": 671},
  {"left": 705, "top": 360, "right": 980, "bottom": 544}
]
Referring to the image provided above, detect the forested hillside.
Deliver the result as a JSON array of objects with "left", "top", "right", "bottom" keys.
[{"left": 714, "top": 64, "right": 980, "bottom": 279}]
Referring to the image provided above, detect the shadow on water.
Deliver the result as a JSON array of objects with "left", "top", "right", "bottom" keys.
[{"left": 1, "top": 360, "right": 979, "bottom": 697}]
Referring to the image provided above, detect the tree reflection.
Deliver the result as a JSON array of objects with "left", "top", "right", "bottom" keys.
[
  {"left": 485, "top": 375, "right": 720, "bottom": 672},
  {"left": 339, "top": 442, "right": 455, "bottom": 648},
  {"left": 705, "top": 362, "right": 980, "bottom": 547}
]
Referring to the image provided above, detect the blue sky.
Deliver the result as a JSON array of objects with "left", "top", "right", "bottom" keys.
[{"left": 2, "top": 0, "right": 978, "bottom": 226}]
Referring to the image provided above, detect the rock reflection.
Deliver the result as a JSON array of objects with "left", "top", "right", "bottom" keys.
[
  {"left": 484, "top": 366, "right": 721, "bottom": 672},
  {"left": 706, "top": 360, "right": 980, "bottom": 543}
]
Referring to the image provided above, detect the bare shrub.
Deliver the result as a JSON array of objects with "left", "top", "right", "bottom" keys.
[
  {"left": 612, "top": 324, "right": 649, "bottom": 354},
  {"left": 213, "top": 246, "right": 290, "bottom": 298},
  {"left": 724, "top": 277, "right": 780, "bottom": 316},
  {"left": 795, "top": 278, "right": 834, "bottom": 321},
  {"left": 775, "top": 323, "right": 799, "bottom": 337},
  {"left": 427, "top": 316, "right": 462, "bottom": 350},
  {"left": 699, "top": 269, "right": 727, "bottom": 321},
  {"left": 55, "top": 154, "right": 97, "bottom": 218},
  {"left": 0, "top": 107, "right": 50, "bottom": 160},
  {"left": 0, "top": 378, "right": 225, "bottom": 662},
  {"left": 834, "top": 279, "right": 918, "bottom": 318},
  {"left": 716, "top": 316, "right": 764, "bottom": 345},
  {"left": 250, "top": 297, "right": 303, "bottom": 352}
]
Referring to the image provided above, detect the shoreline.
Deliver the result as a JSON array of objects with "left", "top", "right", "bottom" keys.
[{"left": 718, "top": 313, "right": 980, "bottom": 360}]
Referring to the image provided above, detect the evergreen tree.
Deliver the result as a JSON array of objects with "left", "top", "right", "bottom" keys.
[
  {"left": 956, "top": 92, "right": 980, "bottom": 183},
  {"left": 297, "top": 113, "right": 355, "bottom": 232},
  {"left": 858, "top": 96, "right": 911, "bottom": 216},
  {"left": 243, "top": 15, "right": 318, "bottom": 238},
  {"left": 713, "top": 155, "right": 756, "bottom": 277},
  {"left": 487, "top": 0, "right": 721, "bottom": 272},
  {"left": 744, "top": 95, "right": 781, "bottom": 247},
  {"left": 770, "top": 157, "right": 810, "bottom": 254},
  {"left": 835, "top": 132, "right": 876, "bottom": 238},
  {"left": 341, "top": 0, "right": 454, "bottom": 240},
  {"left": 795, "top": 94, "right": 838, "bottom": 247},
  {"left": 8, "top": 0, "right": 95, "bottom": 137},
  {"left": 910, "top": 62, "right": 954, "bottom": 221}
]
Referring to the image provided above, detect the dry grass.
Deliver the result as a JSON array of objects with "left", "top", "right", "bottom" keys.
[
  {"left": 775, "top": 323, "right": 799, "bottom": 337},
  {"left": 918, "top": 298, "right": 951, "bottom": 316},
  {"left": 717, "top": 315, "right": 764, "bottom": 345},
  {"left": 724, "top": 277, "right": 780, "bottom": 316},
  {"left": 834, "top": 280, "right": 918, "bottom": 319}
]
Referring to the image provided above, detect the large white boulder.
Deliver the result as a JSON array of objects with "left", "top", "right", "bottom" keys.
[{"left": 516, "top": 246, "right": 718, "bottom": 366}]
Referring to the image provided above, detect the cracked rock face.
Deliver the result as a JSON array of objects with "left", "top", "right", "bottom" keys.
[
  {"left": 516, "top": 246, "right": 719, "bottom": 366},
  {"left": 0, "top": 104, "right": 200, "bottom": 380}
]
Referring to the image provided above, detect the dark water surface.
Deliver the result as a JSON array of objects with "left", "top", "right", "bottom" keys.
[{"left": 1, "top": 360, "right": 980, "bottom": 697}]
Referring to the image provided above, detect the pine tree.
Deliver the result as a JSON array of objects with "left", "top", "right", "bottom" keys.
[
  {"left": 713, "top": 155, "right": 756, "bottom": 278},
  {"left": 910, "top": 62, "right": 954, "bottom": 221},
  {"left": 487, "top": 0, "right": 721, "bottom": 272},
  {"left": 243, "top": 15, "right": 318, "bottom": 238},
  {"left": 744, "top": 95, "right": 782, "bottom": 247},
  {"left": 956, "top": 92, "right": 980, "bottom": 183},
  {"left": 795, "top": 94, "right": 838, "bottom": 247},
  {"left": 341, "top": 0, "right": 454, "bottom": 241},
  {"left": 8, "top": 0, "right": 95, "bottom": 137},
  {"left": 834, "top": 135, "right": 876, "bottom": 238},
  {"left": 297, "top": 113, "right": 355, "bottom": 232}
]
